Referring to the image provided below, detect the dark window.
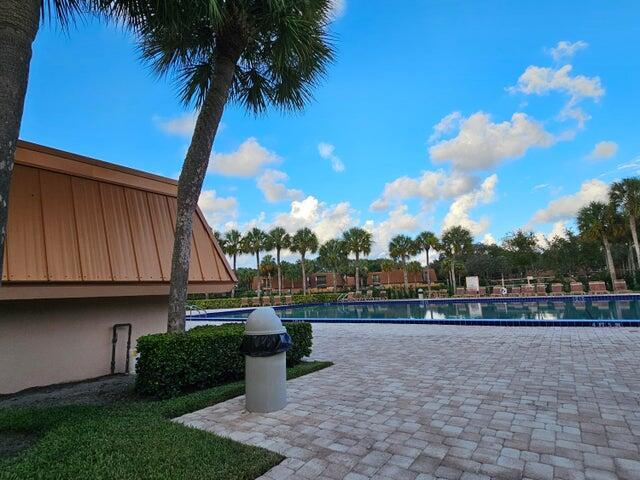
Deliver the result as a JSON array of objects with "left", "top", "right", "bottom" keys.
[{"left": 316, "top": 275, "right": 327, "bottom": 288}]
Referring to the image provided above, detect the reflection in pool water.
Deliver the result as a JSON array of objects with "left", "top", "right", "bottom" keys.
[{"left": 198, "top": 298, "right": 640, "bottom": 323}]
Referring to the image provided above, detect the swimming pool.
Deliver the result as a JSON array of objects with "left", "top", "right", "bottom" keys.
[{"left": 190, "top": 296, "right": 640, "bottom": 327}]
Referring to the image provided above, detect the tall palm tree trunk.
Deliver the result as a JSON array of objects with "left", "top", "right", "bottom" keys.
[
  {"left": 276, "top": 248, "right": 282, "bottom": 295},
  {"left": 167, "top": 47, "right": 242, "bottom": 332},
  {"left": 425, "top": 249, "right": 431, "bottom": 297},
  {"left": 450, "top": 262, "right": 456, "bottom": 289},
  {"left": 0, "top": 0, "right": 40, "bottom": 282},
  {"left": 402, "top": 258, "right": 408, "bottom": 291},
  {"left": 301, "top": 253, "right": 307, "bottom": 295},
  {"left": 332, "top": 269, "right": 337, "bottom": 290},
  {"left": 354, "top": 252, "right": 360, "bottom": 293},
  {"left": 231, "top": 253, "right": 237, "bottom": 297},
  {"left": 630, "top": 216, "right": 640, "bottom": 270},
  {"left": 255, "top": 251, "right": 261, "bottom": 296},
  {"left": 603, "top": 236, "right": 617, "bottom": 282}
]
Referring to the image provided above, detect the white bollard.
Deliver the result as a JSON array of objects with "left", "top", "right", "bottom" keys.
[{"left": 242, "top": 307, "right": 291, "bottom": 413}]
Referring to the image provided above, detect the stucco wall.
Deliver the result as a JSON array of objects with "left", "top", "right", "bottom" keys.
[{"left": 0, "top": 296, "right": 167, "bottom": 395}]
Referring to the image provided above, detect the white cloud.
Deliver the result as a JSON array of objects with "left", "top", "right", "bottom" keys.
[
  {"left": 482, "top": 233, "right": 496, "bottom": 245},
  {"left": 549, "top": 221, "right": 568, "bottom": 240},
  {"left": 273, "top": 196, "right": 357, "bottom": 243},
  {"left": 428, "top": 111, "right": 462, "bottom": 143},
  {"left": 153, "top": 112, "right": 198, "bottom": 137},
  {"left": 329, "top": 0, "right": 346, "bottom": 19},
  {"left": 209, "top": 137, "right": 280, "bottom": 177},
  {"left": 370, "top": 170, "right": 478, "bottom": 211},
  {"left": 442, "top": 174, "right": 498, "bottom": 236},
  {"left": 508, "top": 64, "right": 604, "bottom": 101},
  {"left": 529, "top": 179, "right": 609, "bottom": 225},
  {"left": 587, "top": 141, "right": 618, "bottom": 161},
  {"left": 198, "top": 190, "right": 238, "bottom": 228},
  {"left": 257, "top": 169, "right": 304, "bottom": 203},
  {"left": 364, "top": 205, "right": 424, "bottom": 258},
  {"left": 429, "top": 112, "right": 554, "bottom": 171},
  {"left": 548, "top": 40, "right": 588, "bottom": 62},
  {"left": 318, "top": 142, "right": 345, "bottom": 172},
  {"left": 534, "top": 221, "right": 569, "bottom": 248}
]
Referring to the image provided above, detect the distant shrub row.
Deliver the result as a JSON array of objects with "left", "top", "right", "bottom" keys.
[
  {"left": 191, "top": 293, "right": 342, "bottom": 310},
  {"left": 135, "top": 322, "right": 312, "bottom": 398}
]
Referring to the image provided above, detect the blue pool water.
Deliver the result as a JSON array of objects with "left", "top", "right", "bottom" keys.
[{"left": 191, "top": 296, "right": 640, "bottom": 327}]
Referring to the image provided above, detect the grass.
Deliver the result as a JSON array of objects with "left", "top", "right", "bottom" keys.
[{"left": 0, "top": 361, "right": 332, "bottom": 480}]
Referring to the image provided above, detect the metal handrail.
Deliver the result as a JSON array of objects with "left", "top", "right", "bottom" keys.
[{"left": 186, "top": 304, "right": 208, "bottom": 317}]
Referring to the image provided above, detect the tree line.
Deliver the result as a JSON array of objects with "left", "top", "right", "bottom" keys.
[{"left": 218, "top": 176, "right": 640, "bottom": 295}]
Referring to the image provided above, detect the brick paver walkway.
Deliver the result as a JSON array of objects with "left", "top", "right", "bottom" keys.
[{"left": 176, "top": 324, "right": 640, "bottom": 479}]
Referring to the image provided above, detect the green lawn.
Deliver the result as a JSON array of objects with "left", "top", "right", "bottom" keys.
[{"left": 0, "top": 361, "right": 332, "bottom": 480}]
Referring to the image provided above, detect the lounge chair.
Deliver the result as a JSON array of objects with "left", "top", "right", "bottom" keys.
[
  {"left": 365, "top": 290, "right": 373, "bottom": 301},
  {"left": 240, "top": 297, "right": 250, "bottom": 307},
  {"left": 379, "top": 290, "right": 387, "bottom": 299},
  {"left": 521, "top": 284, "right": 534, "bottom": 296},
  {"left": 511, "top": 286, "right": 521, "bottom": 296},
  {"left": 346, "top": 292, "right": 355, "bottom": 301},
  {"left": 262, "top": 296, "right": 272, "bottom": 306},
  {"left": 465, "top": 287, "right": 480, "bottom": 297},
  {"left": 569, "top": 282, "right": 585, "bottom": 295},
  {"left": 613, "top": 279, "right": 631, "bottom": 294},
  {"left": 550, "top": 283, "right": 564, "bottom": 295},
  {"left": 535, "top": 284, "right": 547, "bottom": 296},
  {"left": 454, "top": 287, "right": 466, "bottom": 297},
  {"left": 283, "top": 295, "right": 293, "bottom": 305},
  {"left": 588, "top": 281, "right": 609, "bottom": 295}
]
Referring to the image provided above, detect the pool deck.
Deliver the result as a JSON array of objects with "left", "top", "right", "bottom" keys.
[{"left": 176, "top": 323, "right": 640, "bottom": 479}]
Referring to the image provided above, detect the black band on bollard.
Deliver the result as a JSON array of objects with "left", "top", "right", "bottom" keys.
[{"left": 240, "top": 333, "right": 293, "bottom": 357}]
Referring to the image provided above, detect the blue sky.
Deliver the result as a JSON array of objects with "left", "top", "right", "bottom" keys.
[{"left": 21, "top": 0, "right": 640, "bottom": 263}]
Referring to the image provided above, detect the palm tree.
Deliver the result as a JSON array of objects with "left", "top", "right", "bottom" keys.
[
  {"left": 221, "top": 229, "right": 241, "bottom": 296},
  {"left": 342, "top": 228, "right": 372, "bottom": 293},
  {"left": 415, "top": 231, "right": 438, "bottom": 296},
  {"left": 260, "top": 254, "right": 277, "bottom": 291},
  {"left": 222, "top": 229, "right": 242, "bottom": 273},
  {"left": 380, "top": 259, "right": 395, "bottom": 286},
  {"left": 242, "top": 228, "right": 267, "bottom": 296},
  {"left": 318, "top": 239, "right": 347, "bottom": 291},
  {"left": 389, "top": 235, "right": 418, "bottom": 291},
  {"left": 577, "top": 201, "right": 621, "bottom": 282},
  {"left": 440, "top": 226, "right": 473, "bottom": 289},
  {"left": 610, "top": 178, "right": 640, "bottom": 269},
  {"left": 119, "top": 1, "right": 334, "bottom": 331},
  {"left": 266, "top": 227, "right": 291, "bottom": 295},
  {"left": 407, "top": 260, "right": 422, "bottom": 287},
  {"left": 289, "top": 228, "right": 318, "bottom": 295}
]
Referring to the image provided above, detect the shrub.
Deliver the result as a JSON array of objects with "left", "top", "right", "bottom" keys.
[
  {"left": 191, "top": 293, "right": 341, "bottom": 310},
  {"left": 135, "top": 322, "right": 313, "bottom": 398}
]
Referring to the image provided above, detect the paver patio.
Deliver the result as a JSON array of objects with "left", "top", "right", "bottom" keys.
[{"left": 176, "top": 324, "right": 640, "bottom": 479}]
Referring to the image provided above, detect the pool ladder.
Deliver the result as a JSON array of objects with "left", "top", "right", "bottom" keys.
[{"left": 186, "top": 304, "right": 208, "bottom": 318}]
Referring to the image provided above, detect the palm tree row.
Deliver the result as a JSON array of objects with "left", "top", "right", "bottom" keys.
[
  {"left": 219, "top": 226, "right": 448, "bottom": 295},
  {"left": 219, "top": 227, "right": 375, "bottom": 295}
]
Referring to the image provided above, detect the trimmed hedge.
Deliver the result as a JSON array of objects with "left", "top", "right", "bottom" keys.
[
  {"left": 192, "top": 293, "right": 341, "bottom": 310},
  {"left": 135, "top": 322, "right": 312, "bottom": 398}
]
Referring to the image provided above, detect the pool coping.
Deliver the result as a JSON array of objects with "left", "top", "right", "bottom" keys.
[{"left": 187, "top": 294, "right": 640, "bottom": 327}]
